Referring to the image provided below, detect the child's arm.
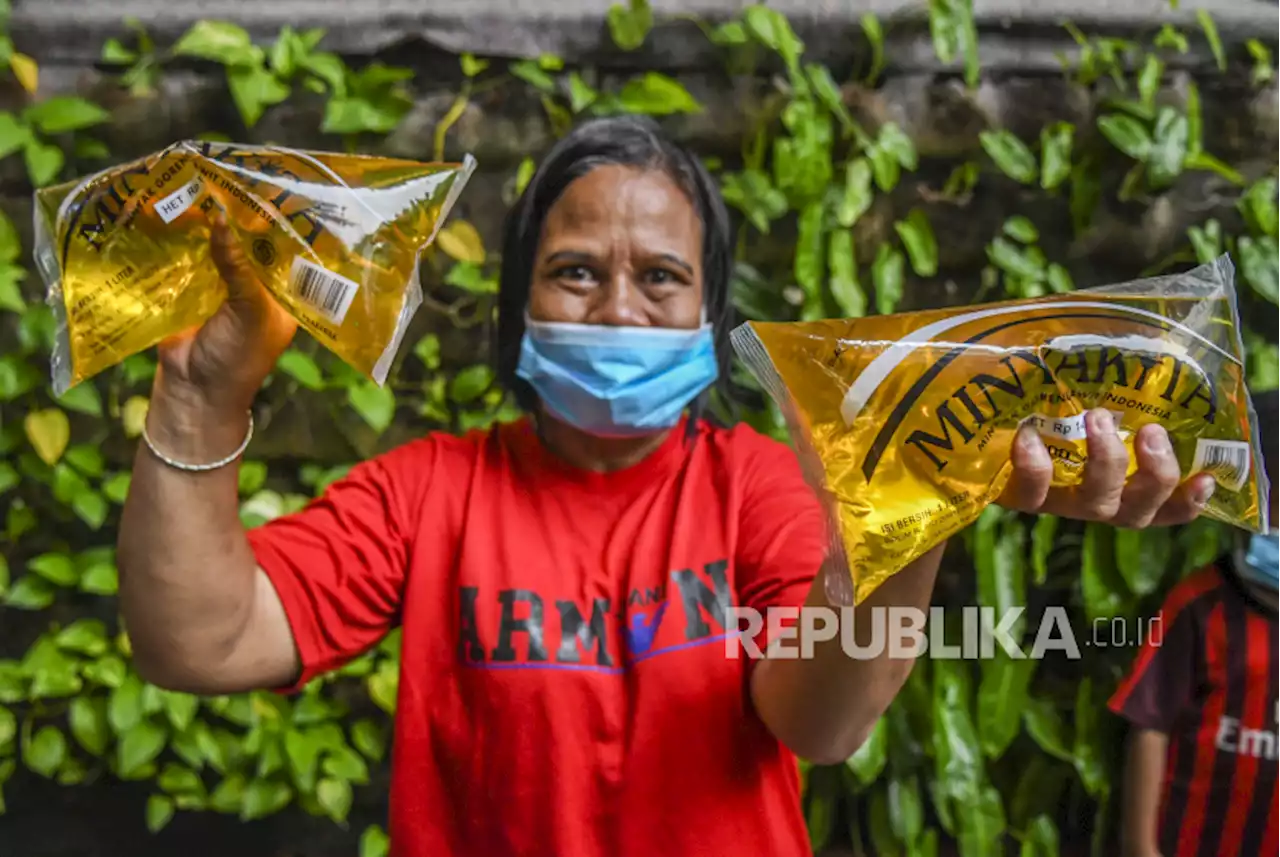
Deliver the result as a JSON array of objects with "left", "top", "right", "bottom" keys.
[{"left": 1121, "top": 728, "right": 1169, "bottom": 857}]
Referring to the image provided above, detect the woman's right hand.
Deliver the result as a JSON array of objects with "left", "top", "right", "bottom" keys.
[
  {"left": 145, "top": 213, "right": 298, "bottom": 460},
  {"left": 156, "top": 212, "right": 298, "bottom": 413}
]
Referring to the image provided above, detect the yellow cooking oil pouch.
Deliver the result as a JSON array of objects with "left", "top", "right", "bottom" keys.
[
  {"left": 33, "top": 140, "right": 476, "bottom": 395},
  {"left": 731, "top": 255, "right": 1270, "bottom": 605}
]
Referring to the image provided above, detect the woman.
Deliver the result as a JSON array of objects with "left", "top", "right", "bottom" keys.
[{"left": 117, "top": 116, "right": 1214, "bottom": 857}]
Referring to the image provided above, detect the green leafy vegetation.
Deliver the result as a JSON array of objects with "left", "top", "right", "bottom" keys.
[{"left": 0, "top": 0, "right": 1276, "bottom": 853}]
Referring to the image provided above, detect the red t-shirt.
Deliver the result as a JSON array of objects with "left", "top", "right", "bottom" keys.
[
  {"left": 247, "top": 415, "right": 829, "bottom": 857},
  {"left": 1108, "top": 562, "right": 1279, "bottom": 857}
]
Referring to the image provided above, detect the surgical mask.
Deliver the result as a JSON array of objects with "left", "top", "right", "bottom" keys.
[
  {"left": 1240, "top": 532, "right": 1279, "bottom": 591},
  {"left": 515, "top": 313, "right": 719, "bottom": 437}
]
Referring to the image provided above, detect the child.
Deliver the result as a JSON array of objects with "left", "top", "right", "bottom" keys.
[{"left": 1109, "top": 389, "right": 1278, "bottom": 857}]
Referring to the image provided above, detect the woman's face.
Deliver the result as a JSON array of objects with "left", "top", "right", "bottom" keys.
[{"left": 527, "top": 165, "right": 705, "bottom": 330}]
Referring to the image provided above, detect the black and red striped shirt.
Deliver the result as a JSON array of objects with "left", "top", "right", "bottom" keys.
[{"left": 1109, "top": 560, "right": 1278, "bottom": 857}]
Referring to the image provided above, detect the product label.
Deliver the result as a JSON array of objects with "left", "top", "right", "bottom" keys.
[
  {"left": 154, "top": 176, "right": 206, "bottom": 224},
  {"left": 289, "top": 257, "right": 360, "bottom": 326}
]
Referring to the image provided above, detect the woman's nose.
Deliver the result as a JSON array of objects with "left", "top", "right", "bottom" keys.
[{"left": 588, "top": 273, "right": 646, "bottom": 327}]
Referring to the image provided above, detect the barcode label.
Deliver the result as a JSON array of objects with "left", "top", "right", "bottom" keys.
[
  {"left": 1192, "top": 439, "right": 1251, "bottom": 492},
  {"left": 288, "top": 257, "right": 359, "bottom": 325}
]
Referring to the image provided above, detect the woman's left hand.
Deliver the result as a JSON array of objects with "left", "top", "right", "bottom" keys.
[{"left": 998, "top": 408, "right": 1216, "bottom": 528}]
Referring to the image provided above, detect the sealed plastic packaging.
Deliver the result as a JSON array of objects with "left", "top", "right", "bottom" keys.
[
  {"left": 731, "top": 256, "right": 1271, "bottom": 605},
  {"left": 33, "top": 140, "right": 477, "bottom": 395}
]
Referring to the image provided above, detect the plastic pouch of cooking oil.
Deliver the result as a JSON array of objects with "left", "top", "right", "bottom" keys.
[
  {"left": 33, "top": 140, "right": 477, "bottom": 395},
  {"left": 730, "top": 255, "right": 1270, "bottom": 606}
]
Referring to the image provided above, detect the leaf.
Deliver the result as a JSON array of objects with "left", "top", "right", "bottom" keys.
[
  {"left": 1002, "top": 216, "right": 1039, "bottom": 244},
  {"left": 29, "top": 553, "right": 76, "bottom": 587},
  {"left": 23, "top": 407, "right": 69, "bottom": 466},
  {"left": 1034, "top": 121, "right": 1073, "bottom": 192},
  {"left": 566, "top": 72, "right": 597, "bottom": 114},
  {"left": 1239, "top": 178, "right": 1279, "bottom": 238},
  {"left": 102, "top": 37, "right": 138, "bottom": 64},
  {"left": 23, "top": 96, "right": 110, "bottom": 134},
  {"left": 0, "top": 461, "right": 13, "bottom": 498},
  {"left": 121, "top": 395, "right": 150, "bottom": 438},
  {"left": 118, "top": 720, "right": 167, "bottom": 778},
  {"left": 0, "top": 112, "right": 31, "bottom": 160},
  {"left": 173, "top": 21, "right": 258, "bottom": 65},
  {"left": 24, "top": 725, "right": 67, "bottom": 778},
  {"left": 241, "top": 778, "right": 292, "bottom": 821},
  {"left": 436, "top": 219, "right": 485, "bottom": 264},
  {"left": 347, "top": 382, "right": 395, "bottom": 433},
  {"left": 979, "top": 130, "right": 1037, "bottom": 184},
  {"left": 65, "top": 444, "right": 105, "bottom": 478},
  {"left": 0, "top": 706, "right": 14, "bottom": 750},
  {"left": 1147, "top": 107, "right": 1188, "bottom": 188},
  {"left": 1097, "top": 114, "right": 1152, "bottom": 161},
  {"left": 1023, "top": 697, "right": 1073, "bottom": 762},
  {"left": 793, "top": 201, "right": 824, "bottom": 307},
  {"left": 977, "top": 650, "right": 1035, "bottom": 759},
  {"left": 460, "top": 53, "right": 489, "bottom": 78},
  {"left": 321, "top": 745, "right": 369, "bottom": 787},
  {"left": 860, "top": 13, "right": 886, "bottom": 84},
  {"left": 57, "top": 618, "right": 108, "bottom": 655},
  {"left": 956, "top": 784, "right": 1007, "bottom": 857},
  {"left": 845, "top": 715, "right": 887, "bottom": 785},
  {"left": 0, "top": 555, "right": 7, "bottom": 596},
  {"left": 54, "top": 383, "right": 103, "bottom": 419},
  {"left": 872, "top": 244, "right": 905, "bottom": 315},
  {"left": 412, "top": 334, "right": 442, "bottom": 371},
  {"left": 828, "top": 230, "right": 865, "bottom": 318},
  {"left": 360, "top": 825, "right": 391, "bottom": 857},
  {"left": 1114, "top": 529, "right": 1172, "bottom": 597},
  {"left": 109, "top": 674, "right": 146, "bottom": 733},
  {"left": 1247, "top": 39, "right": 1274, "bottom": 86},
  {"left": 987, "top": 237, "right": 1046, "bottom": 282},
  {"left": 284, "top": 728, "right": 324, "bottom": 791},
  {"left": 837, "top": 159, "right": 873, "bottom": 228},
  {"left": 806, "top": 63, "right": 856, "bottom": 134},
  {"left": 366, "top": 661, "right": 399, "bottom": 714},
  {"left": 1031, "top": 515, "right": 1057, "bottom": 584},
  {"left": 5, "top": 575, "right": 56, "bottom": 609},
  {"left": 227, "top": 64, "right": 291, "bottom": 128},
  {"left": 514, "top": 157, "right": 536, "bottom": 196},
  {"left": 509, "top": 60, "right": 556, "bottom": 94},
  {"left": 1238, "top": 236, "right": 1279, "bottom": 304},
  {"left": 351, "top": 719, "right": 385, "bottom": 762},
  {"left": 1082, "top": 523, "right": 1130, "bottom": 622},
  {"left": 1020, "top": 814, "right": 1060, "bottom": 857},
  {"left": 894, "top": 210, "right": 938, "bottom": 277},
  {"left": 69, "top": 696, "right": 110, "bottom": 755},
  {"left": 23, "top": 138, "right": 63, "bottom": 185},
  {"left": 805, "top": 766, "right": 837, "bottom": 851},
  {"left": 146, "top": 794, "right": 175, "bottom": 833},
  {"left": 744, "top": 5, "right": 805, "bottom": 67},
  {"left": 1137, "top": 54, "right": 1163, "bottom": 110},
  {"left": 1072, "top": 678, "right": 1109, "bottom": 798},
  {"left": 80, "top": 561, "right": 119, "bottom": 595},
  {"left": 887, "top": 775, "right": 924, "bottom": 845},
  {"left": 10, "top": 53, "right": 37, "bottom": 94},
  {"left": 163, "top": 693, "right": 200, "bottom": 733},
  {"left": 1196, "top": 9, "right": 1226, "bottom": 72},
  {"left": 607, "top": 0, "right": 653, "bottom": 51},
  {"left": 445, "top": 364, "right": 490, "bottom": 405},
  {"left": 932, "top": 659, "right": 981, "bottom": 809},
  {"left": 1046, "top": 264, "right": 1073, "bottom": 294},
  {"left": 1183, "top": 151, "right": 1244, "bottom": 185},
  {"left": 276, "top": 349, "right": 324, "bottom": 390},
  {"left": 616, "top": 72, "right": 701, "bottom": 116}
]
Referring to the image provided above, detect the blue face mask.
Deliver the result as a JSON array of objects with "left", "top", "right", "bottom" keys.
[
  {"left": 1241, "top": 533, "right": 1279, "bottom": 591},
  {"left": 515, "top": 315, "right": 719, "bottom": 437}
]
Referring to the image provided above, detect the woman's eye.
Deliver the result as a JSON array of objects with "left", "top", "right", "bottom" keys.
[
  {"left": 647, "top": 268, "right": 678, "bottom": 285},
  {"left": 556, "top": 266, "right": 594, "bottom": 283}
]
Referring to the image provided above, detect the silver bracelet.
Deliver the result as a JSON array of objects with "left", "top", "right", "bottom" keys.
[{"left": 142, "top": 410, "right": 254, "bottom": 472}]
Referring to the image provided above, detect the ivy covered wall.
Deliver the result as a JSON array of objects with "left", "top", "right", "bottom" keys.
[{"left": 0, "top": 2, "right": 1276, "bottom": 856}]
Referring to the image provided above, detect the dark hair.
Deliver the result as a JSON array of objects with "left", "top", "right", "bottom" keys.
[{"left": 494, "top": 115, "right": 735, "bottom": 427}]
